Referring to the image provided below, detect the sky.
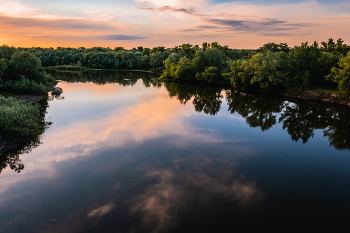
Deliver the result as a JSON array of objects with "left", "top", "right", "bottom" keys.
[{"left": 0, "top": 0, "right": 350, "bottom": 49}]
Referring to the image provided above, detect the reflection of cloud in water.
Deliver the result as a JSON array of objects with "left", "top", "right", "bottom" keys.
[
  {"left": 130, "top": 167, "right": 264, "bottom": 233},
  {"left": 88, "top": 203, "right": 115, "bottom": 218},
  {"left": 58, "top": 82, "right": 129, "bottom": 95}
]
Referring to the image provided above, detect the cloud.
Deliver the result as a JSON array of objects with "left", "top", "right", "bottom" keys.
[
  {"left": 205, "top": 17, "right": 306, "bottom": 35},
  {"left": 136, "top": 3, "right": 206, "bottom": 16},
  {"left": 0, "top": 14, "right": 118, "bottom": 31},
  {"left": 177, "top": 25, "right": 223, "bottom": 32},
  {"left": 88, "top": 203, "right": 115, "bottom": 218},
  {"left": 99, "top": 35, "right": 149, "bottom": 40}
]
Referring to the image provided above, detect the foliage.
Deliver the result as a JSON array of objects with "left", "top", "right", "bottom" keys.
[
  {"left": 321, "top": 38, "right": 350, "bottom": 57},
  {"left": 197, "top": 66, "right": 221, "bottom": 83},
  {"left": 289, "top": 41, "right": 322, "bottom": 88},
  {"left": 4, "top": 78, "right": 47, "bottom": 95},
  {"left": 8, "top": 51, "right": 47, "bottom": 83},
  {"left": 327, "top": 52, "right": 350, "bottom": 92},
  {"left": 0, "top": 58, "right": 7, "bottom": 84},
  {"left": 248, "top": 51, "right": 291, "bottom": 89},
  {"left": 0, "top": 96, "right": 48, "bottom": 140}
]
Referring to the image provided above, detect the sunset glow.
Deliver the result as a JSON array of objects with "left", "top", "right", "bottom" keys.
[{"left": 1, "top": 0, "right": 350, "bottom": 48}]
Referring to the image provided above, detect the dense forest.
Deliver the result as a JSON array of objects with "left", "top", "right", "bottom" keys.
[{"left": 1, "top": 38, "right": 349, "bottom": 92}]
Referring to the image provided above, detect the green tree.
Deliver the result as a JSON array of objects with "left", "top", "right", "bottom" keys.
[
  {"left": 150, "top": 51, "right": 164, "bottom": 69},
  {"left": 327, "top": 52, "right": 350, "bottom": 92},
  {"left": 8, "top": 51, "right": 47, "bottom": 83},
  {"left": 197, "top": 66, "right": 221, "bottom": 83},
  {"left": 205, "top": 48, "right": 223, "bottom": 69},
  {"left": 229, "top": 59, "right": 253, "bottom": 89},
  {"left": 174, "top": 57, "right": 194, "bottom": 80},
  {"left": 142, "top": 48, "right": 151, "bottom": 56},
  {"left": 248, "top": 51, "right": 291, "bottom": 89},
  {"left": 289, "top": 41, "right": 322, "bottom": 87},
  {"left": 0, "top": 45, "right": 16, "bottom": 60},
  {"left": 0, "top": 58, "right": 7, "bottom": 84}
]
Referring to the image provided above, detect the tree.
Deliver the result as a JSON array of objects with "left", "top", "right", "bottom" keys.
[
  {"left": 150, "top": 52, "right": 164, "bottom": 69},
  {"left": 205, "top": 48, "right": 223, "bottom": 70},
  {"left": 114, "top": 47, "right": 124, "bottom": 52},
  {"left": 0, "top": 58, "right": 7, "bottom": 84},
  {"left": 174, "top": 57, "right": 193, "bottom": 80},
  {"left": 191, "top": 50, "right": 208, "bottom": 75},
  {"left": 0, "top": 45, "right": 16, "bottom": 60},
  {"left": 197, "top": 66, "right": 221, "bottom": 83},
  {"left": 8, "top": 51, "right": 47, "bottom": 83},
  {"left": 289, "top": 41, "right": 322, "bottom": 87},
  {"left": 202, "top": 42, "right": 208, "bottom": 52},
  {"left": 142, "top": 48, "right": 151, "bottom": 56},
  {"left": 327, "top": 52, "right": 350, "bottom": 92},
  {"left": 248, "top": 51, "right": 291, "bottom": 89}
]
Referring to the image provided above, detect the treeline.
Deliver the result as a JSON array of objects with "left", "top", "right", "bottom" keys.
[
  {"left": 161, "top": 39, "right": 350, "bottom": 92},
  {"left": 2, "top": 38, "right": 349, "bottom": 92},
  {"left": 0, "top": 48, "right": 55, "bottom": 95}
]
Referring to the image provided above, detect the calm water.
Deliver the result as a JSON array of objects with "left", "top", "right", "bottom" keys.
[{"left": 1, "top": 71, "right": 350, "bottom": 232}]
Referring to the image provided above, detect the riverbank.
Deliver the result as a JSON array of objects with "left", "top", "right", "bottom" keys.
[
  {"left": 45, "top": 66, "right": 156, "bottom": 74},
  {"left": 0, "top": 83, "right": 60, "bottom": 157},
  {"left": 162, "top": 77, "right": 350, "bottom": 107},
  {"left": 282, "top": 89, "right": 350, "bottom": 107}
]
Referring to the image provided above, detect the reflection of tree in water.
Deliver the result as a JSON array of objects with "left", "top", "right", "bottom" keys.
[
  {"left": 323, "top": 110, "right": 350, "bottom": 150},
  {"left": 48, "top": 70, "right": 157, "bottom": 87},
  {"left": 226, "top": 90, "right": 285, "bottom": 131},
  {"left": 164, "top": 82, "right": 224, "bottom": 115},
  {"left": 0, "top": 98, "right": 51, "bottom": 173},
  {"left": 42, "top": 71, "right": 350, "bottom": 151},
  {"left": 279, "top": 104, "right": 332, "bottom": 143},
  {"left": 0, "top": 138, "right": 43, "bottom": 173}
]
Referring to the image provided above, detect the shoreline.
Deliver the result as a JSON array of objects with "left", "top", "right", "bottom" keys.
[
  {"left": 161, "top": 78, "right": 350, "bottom": 107},
  {"left": 0, "top": 84, "right": 62, "bottom": 157}
]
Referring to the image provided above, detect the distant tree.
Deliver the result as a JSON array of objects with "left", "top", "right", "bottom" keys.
[
  {"left": 142, "top": 48, "right": 151, "bottom": 56},
  {"left": 0, "top": 58, "right": 7, "bottom": 83},
  {"left": 137, "top": 46, "right": 144, "bottom": 52},
  {"left": 0, "top": 45, "right": 17, "bottom": 60},
  {"left": 141, "top": 55, "right": 150, "bottom": 70},
  {"left": 150, "top": 51, "right": 164, "bottom": 69},
  {"left": 202, "top": 42, "right": 208, "bottom": 52},
  {"left": 174, "top": 57, "right": 193, "bottom": 79},
  {"left": 114, "top": 47, "right": 124, "bottom": 52}
]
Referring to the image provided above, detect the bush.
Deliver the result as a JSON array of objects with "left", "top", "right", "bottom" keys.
[
  {"left": 197, "top": 66, "right": 221, "bottom": 83},
  {"left": 4, "top": 77, "right": 47, "bottom": 95},
  {"left": 0, "top": 96, "right": 48, "bottom": 140}
]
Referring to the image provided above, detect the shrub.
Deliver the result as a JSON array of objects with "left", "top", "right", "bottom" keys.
[
  {"left": 0, "top": 96, "right": 48, "bottom": 140},
  {"left": 3, "top": 78, "right": 47, "bottom": 95},
  {"left": 197, "top": 66, "right": 221, "bottom": 83}
]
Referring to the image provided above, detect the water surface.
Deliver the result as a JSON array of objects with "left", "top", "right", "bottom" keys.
[{"left": 1, "top": 71, "right": 350, "bottom": 232}]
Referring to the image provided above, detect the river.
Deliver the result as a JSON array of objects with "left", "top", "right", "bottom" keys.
[{"left": 1, "top": 71, "right": 350, "bottom": 232}]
